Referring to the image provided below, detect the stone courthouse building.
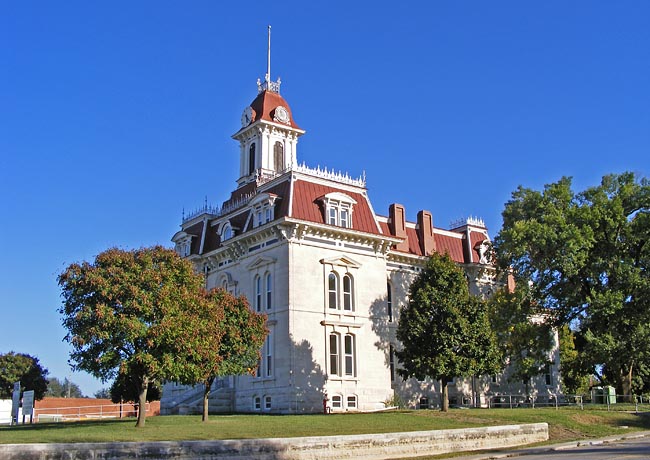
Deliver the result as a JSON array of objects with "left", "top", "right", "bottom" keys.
[{"left": 161, "top": 55, "right": 560, "bottom": 415}]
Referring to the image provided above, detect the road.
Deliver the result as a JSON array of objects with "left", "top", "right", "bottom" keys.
[{"left": 434, "top": 434, "right": 650, "bottom": 460}]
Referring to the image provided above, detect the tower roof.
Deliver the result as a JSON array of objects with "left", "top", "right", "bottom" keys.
[{"left": 246, "top": 90, "right": 302, "bottom": 130}]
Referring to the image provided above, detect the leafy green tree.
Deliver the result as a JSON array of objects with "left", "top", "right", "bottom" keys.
[
  {"left": 176, "top": 288, "right": 267, "bottom": 422},
  {"left": 487, "top": 286, "right": 555, "bottom": 400},
  {"left": 0, "top": 352, "right": 49, "bottom": 400},
  {"left": 396, "top": 253, "right": 501, "bottom": 412},
  {"left": 93, "top": 388, "right": 111, "bottom": 399},
  {"left": 557, "top": 325, "right": 591, "bottom": 395},
  {"left": 46, "top": 377, "right": 84, "bottom": 398},
  {"left": 109, "top": 372, "right": 161, "bottom": 403},
  {"left": 494, "top": 173, "right": 650, "bottom": 395},
  {"left": 58, "top": 246, "right": 208, "bottom": 427}
]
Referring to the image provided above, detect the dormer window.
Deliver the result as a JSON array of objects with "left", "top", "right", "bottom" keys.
[
  {"left": 249, "top": 193, "right": 279, "bottom": 229},
  {"left": 221, "top": 223, "right": 233, "bottom": 241},
  {"left": 171, "top": 231, "right": 194, "bottom": 258},
  {"left": 320, "top": 192, "right": 357, "bottom": 229}
]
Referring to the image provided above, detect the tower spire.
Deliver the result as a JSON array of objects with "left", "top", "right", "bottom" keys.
[
  {"left": 257, "top": 25, "right": 281, "bottom": 94},
  {"left": 265, "top": 25, "right": 271, "bottom": 86}
]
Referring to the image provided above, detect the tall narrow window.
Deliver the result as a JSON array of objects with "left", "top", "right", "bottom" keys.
[
  {"left": 329, "top": 334, "right": 339, "bottom": 375},
  {"left": 248, "top": 143, "right": 256, "bottom": 175},
  {"left": 265, "top": 273, "right": 272, "bottom": 310},
  {"left": 340, "top": 208, "right": 349, "bottom": 228},
  {"left": 343, "top": 274, "right": 353, "bottom": 311},
  {"left": 273, "top": 141, "right": 284, "bottom": 172},
  {"left": 328, "top": 207, "right": 337, "bottom": 225},
  {"left": 255, "top": 275, "right": 262, "bottom": 312},
  {"left": 344, "top": 334, "right": 355, "bottom": 376},
  {"left": 544, "top": 364, "right": 552, "bottom": 386},
  {"left": 265, "top": 334, "right": 273, "bottom": 377},
  {"left": 387, "top": 283, "right": 393, "bottom": 322},
  {"left": 328, "top": 272, "right": 338, "bottom": 309},
  {"left": 389, "top": 344, "right": 395, "bottom": 382}
]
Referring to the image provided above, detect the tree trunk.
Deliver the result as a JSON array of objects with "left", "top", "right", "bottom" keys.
[
  {"left": 524, "top": 378, "right": 530, "bottom": 405},
  {"left": 621, "top": 363, "right": 634, "bottom": 401},
  {"left": 202, "top": 377, "right": 215, "bottom": 422},
  {"left": 135, "top": 377, "right": 148, "bottom": 428},
  {"left": 441, "top": 379, "right": 449, "bottom": 412}
]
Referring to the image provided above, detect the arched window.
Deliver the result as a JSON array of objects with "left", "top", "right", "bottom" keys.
[
  {"left": 344, "top": 334, "right": 355, "bottom": 376},
  {"left": 343, "top": 274, "right": 354, "bottom": 311},
  {"left": 329, "top": 333, "right": 339, "bottom": 375},
  {"left": 221, "top": 223, "right": 233, "bottom": 241},
  {"left": 387, "top": 282, "right": 393, "bottom": 322},
  {"left": 328, "top": 272, "right": 339, "bottom": 309},
  {"left": 331, "top": 394, "right": 342, "bottom": 409},
  {"left": 264, "top": 332, "right": 273, "bottom": 377},
  {"left": 346, "top": 395, "right": 357, "bottom": 409},
  {"left": 273, "top": 141, "right": 284, "bottom": 172},
  {"left": 248, "top": 143, "right": 256, "bottom": 175},
  {"left": 253, "top": 396, "right": 261, "bottom": 410},
  {"left": 265, "top": 272, "right": 272, "bottom": 310},
  {"left": 255, "top": 275, "right": 262, "bottom": 312}
]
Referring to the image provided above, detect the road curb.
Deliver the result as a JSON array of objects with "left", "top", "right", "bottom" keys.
[{"left": 444, "top": 430, "right": 650, "bottom": 460}]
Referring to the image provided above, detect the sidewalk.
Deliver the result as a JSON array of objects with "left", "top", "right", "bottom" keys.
[{"left": 445, "top": 430, "right": 650, "bottom": 460}]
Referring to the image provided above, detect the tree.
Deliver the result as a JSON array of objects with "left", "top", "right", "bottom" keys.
[
  {"left": 557, "top": 325, "right": 591, "bottom": 395},
  {"left": 0, "top": 352, "right": 49, "bottom": 400},
  {"left": 94, "top": 388, "right": 111, "bottom": 399},
  {"left": 58, "top": 246, "right": 208, "bottom": 427},
  {"left": 109, "top": 372, "right": 161, "bottom": 403},
  {"left": 494, "top": 173, "right": 650, "bottom": 395},
  {"left": 396, "top": 253, "right": 501, "bottom": 412},
  {"left": 46, "top": 377, "right": 84, "bottom": 398},
  {"left": 487, "top": 286, "right": 555, "bottom": 399},
  {"left": 178, "top": 288, "right": 267, "bottom": 422}
]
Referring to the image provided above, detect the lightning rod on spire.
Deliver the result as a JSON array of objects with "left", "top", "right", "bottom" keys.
[
  {"left": 266, "top": 25, "right": 271, "bottom": 85},
  {"left": 258, "top": 25, "right": 281, "bottom": 94}
]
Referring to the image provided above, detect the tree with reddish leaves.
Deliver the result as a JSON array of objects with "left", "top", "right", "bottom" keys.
[
  {"left": 179, "top": 288, "right": 267, "bottom": 422},
  {"left": 58, "top": 246, "right": 207, "bottom": 427}
]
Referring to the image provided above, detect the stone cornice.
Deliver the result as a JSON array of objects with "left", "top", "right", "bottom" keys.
[{"left": 277, "top": 218, "right": 402, "bottom": 255}]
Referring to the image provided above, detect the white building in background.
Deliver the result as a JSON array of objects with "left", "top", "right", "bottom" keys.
[{"left": 161, "top": 53, "right": 560, "bottom": 415}]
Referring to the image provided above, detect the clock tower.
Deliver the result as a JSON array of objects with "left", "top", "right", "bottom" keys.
[{"left": 232, "top": 26, "right": 305, "bottom": 187}]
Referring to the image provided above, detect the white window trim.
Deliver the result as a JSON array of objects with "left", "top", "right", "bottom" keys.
[
  {"left": 320, "top": 192, "right": 357, "bottom": 229},
  {"left": 328, "top": 331, "right": 356, "bottom": 378}
]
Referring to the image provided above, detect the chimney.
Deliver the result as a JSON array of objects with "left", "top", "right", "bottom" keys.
[
  {"left": 417, "top": 210, "right": 436, "bottom": 256},
  {"left": 388, "top": 203, "right": 410, "bottom": 252}
]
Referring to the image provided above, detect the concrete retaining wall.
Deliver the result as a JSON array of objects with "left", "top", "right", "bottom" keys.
[{"left": 0, "top": 422, "right": 548, "bottom": 460}]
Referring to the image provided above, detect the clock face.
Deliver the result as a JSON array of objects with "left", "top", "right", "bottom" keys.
[
  {"left": 241, "top": 107, "right": 253, "bottom": 127},
  {"left": 274, "top": 106, "right": 290, "bottom": 124}
]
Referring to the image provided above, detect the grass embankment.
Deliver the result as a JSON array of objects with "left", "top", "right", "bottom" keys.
[{"left": 1, "top": 408, "right": 648, "bottom": 445}]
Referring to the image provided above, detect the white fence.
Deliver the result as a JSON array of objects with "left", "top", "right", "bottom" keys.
[{"left": 1, "top": 400, "right": 152, "bottom": 424}]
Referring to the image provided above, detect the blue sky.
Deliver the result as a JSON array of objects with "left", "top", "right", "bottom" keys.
[{"left": 1, "top": 1, "right": 648, "bottom": 396}]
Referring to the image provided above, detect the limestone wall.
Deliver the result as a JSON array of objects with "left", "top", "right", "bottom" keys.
[{"left": 0, "top": 423, "right": 548, "bottom": 459}]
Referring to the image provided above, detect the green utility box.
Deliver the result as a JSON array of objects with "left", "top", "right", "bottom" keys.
[{"left": 593, "top": 386, "right": 616, "bottom": 404}]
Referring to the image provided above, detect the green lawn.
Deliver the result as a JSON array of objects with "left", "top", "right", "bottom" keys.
[{"left": 1, "top": 408, "right": 648, "bottom": 445}]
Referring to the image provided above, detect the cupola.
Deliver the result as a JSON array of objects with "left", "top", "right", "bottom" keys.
[{"left": 232, "top": 26, "right": 305, "bottom": 187}]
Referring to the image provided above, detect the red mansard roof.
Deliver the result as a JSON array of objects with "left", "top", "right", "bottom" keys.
[
  {"left": 290, "top": 180, "right": 381, "bottom": 234},
  {"left": 435, "top": 233, "right": 466, "bottom": 263},
  {"left": 469, "top": 229, "right": 488, "bottom": 264}
]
